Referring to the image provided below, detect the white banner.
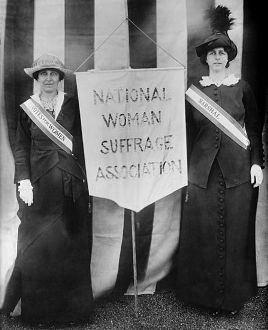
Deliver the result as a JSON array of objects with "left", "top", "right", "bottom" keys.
[{"left": 76, "top": 68, "right": 187, "bottom": 212}]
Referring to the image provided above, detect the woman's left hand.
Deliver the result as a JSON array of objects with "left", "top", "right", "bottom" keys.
[{"left": 250, "top": 164, "right": 263, "bottom": 188}]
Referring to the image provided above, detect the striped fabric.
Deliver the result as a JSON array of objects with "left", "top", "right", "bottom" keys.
[{"left": 1, "top": 0, "right": 267, "bottom": 306}]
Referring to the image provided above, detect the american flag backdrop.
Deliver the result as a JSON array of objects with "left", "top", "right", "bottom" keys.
[{"left": 0, "top": 0, "right": 267, "bottom": 305}]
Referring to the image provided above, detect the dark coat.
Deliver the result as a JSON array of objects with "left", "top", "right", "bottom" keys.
[
  {"left": 3, "top": 93, "right": 94, "bottom": 324},
  {"left": 14, "top": 94, "right": 86, "bottom": 185},
  {"left": 186, "top": 79, "right": 264, "bottom": 188},
  {"left": 176, "top": 77, "right": 264, "bottom": 312}
]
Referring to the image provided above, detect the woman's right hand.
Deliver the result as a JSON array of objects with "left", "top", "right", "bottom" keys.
[
  {"left": 250, "top": 164, "right": 263, "bottom": 188},
  {"left": 18, "top": 179, "right": 33, "bottom": 206}
]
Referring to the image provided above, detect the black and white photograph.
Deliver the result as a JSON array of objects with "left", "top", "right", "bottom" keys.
[{"left": 0, "top": 0, "right": 267, "bottom": 329}]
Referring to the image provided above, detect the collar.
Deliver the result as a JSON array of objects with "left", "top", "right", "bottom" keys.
[
  {"left": 199, "top": 74, "right": 240, "bottom": 87},
  {"left": 31, "top": 91, "right": 65, "bottom": 119}
]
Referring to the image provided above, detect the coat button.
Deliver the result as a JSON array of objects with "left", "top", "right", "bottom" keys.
[
  {"left": 215, "top": 136, "right": 219, "bottom": 141},
  {"left": 215, "top": 143, "right": 219, "bottom": 148}
]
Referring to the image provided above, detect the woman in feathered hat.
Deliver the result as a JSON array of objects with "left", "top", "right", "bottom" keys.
[
  {"left": 2, "top": 54, "right": 94, "bottom": 324},
  {"left": 176, "top": 6, "right": 264, "bottom": 315}
]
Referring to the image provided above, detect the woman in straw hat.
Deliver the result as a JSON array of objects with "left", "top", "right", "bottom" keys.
[
  {"left": 2, "top": 54, "right": 93, "bottom": 324},
  {"left": 176, "top": 6, "right": 264, "bottom": 315}
]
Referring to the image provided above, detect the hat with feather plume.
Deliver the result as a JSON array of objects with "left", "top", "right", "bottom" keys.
[{"left": 195, "top": 5, "right": 237, "bottom": 61}]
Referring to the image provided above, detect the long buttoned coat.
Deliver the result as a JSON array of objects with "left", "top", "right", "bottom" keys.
[
  {"left": 3, "top": 93, "right": 94, "bottom": 324},
  {"left": 187, "top": 78, "right": 263, "bottom": 188},
  {"left": 176, "top": 77, "right": 264, "bottom": 312},
  {"left": 14, "top": 93, "right": 86, "bottom": 185}
]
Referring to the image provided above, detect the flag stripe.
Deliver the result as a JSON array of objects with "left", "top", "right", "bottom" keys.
[
  {"left": 89, "top": 0, "right": 127, "bottom": 298},
  {"left": 113, "top": 209, "right": 134, "bottom": 294},
  {"left": 2, "top": 0, "right": 34, "bottom": 310},
  {"left": 186, "top": 0, "right": 214, "bottom": 85},
  {"left": 34, "top": 0, "right": 65, "bottom": 59},
  {"left": 242, "top": 0, "right": 267, "bottom": 286},
  {"left": 127, "top": 0, "right": 157, "bottom": 68},
  {"left": 128, "top": 1, "right": 156, "bottom": 284},
  {"left": 65, "top": 0, "right": 95, "bottom": 94},
  {"left": 127, "top": 0, "right": 186, "bottom": 295},
  {"left": 137, "top": 0, "right": 187, "bottom": 293},
  {"left": 94, "top": 0, "right": 129, "bottom": 70},
  {"left": 33, "top": 0, "right": 65, "bottom": 94},
  {"left": 135, "top": 205, "right": 155, "bottom": 281},
  {"left": 114, "top": 0, "right": 157, "bottom": 293},
  {"left": 114, "top": 203, "right": 156, "bottom": 293},
  {"left": 0, "top": 0, "right": 19, "bottom": 307},
  {"left": 4, "top": 0, "right": 34, "bottom": 150},
  {"left": 156, "top": 0, "right": 187, "bottom": 69},
  {"left": 242, "top": 0, "right": 266, "bottom": 118},
  {"left": 91, "top": 197, "right": 125, "bottom": 298},
  {"left": 143, "top": 191, "right": 182, "bottom": 286}
]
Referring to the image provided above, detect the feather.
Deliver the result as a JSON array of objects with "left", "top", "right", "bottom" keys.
[{"left": 206, "top": 5, "right": 235, "bottom": 34}]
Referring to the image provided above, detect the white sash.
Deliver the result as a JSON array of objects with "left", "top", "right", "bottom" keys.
[
  {"left": 185, "top": 84, "right": 250, "bottom": 150},
  {"left": 20, "top": 98, "right": 73, "bottom": 154}
]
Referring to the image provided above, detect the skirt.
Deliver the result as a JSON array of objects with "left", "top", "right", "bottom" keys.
[
  {"left": 176, "top": 160, "right": 259, "bottom": 311},
  {"left": 3, "top": 166, "right": 94, "bottom": 324}
]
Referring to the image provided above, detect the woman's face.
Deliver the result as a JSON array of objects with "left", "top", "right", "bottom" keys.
[
  {"left": 37, "top": 69, "right": 60, "bottom": 94},
  {"left": 206, "top": 47, "right": 228, "bottom": 72}
]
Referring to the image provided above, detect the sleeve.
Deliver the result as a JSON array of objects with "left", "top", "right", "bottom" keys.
[
  {"left": 243, "top": 81, "right": 265, "bottom": 168},
  {"left": 14, "top": 108, "right": 32, "bottom": 183},
  {"left": 72, "top": 96, "right": 87, "bottom": 173},
  {"left": 185, "top": 100, "right": 197, "bottom": 164}
]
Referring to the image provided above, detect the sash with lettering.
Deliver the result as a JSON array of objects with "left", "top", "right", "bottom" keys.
[
  {"left": 20, "top": 98, "right": 73, "bottom": 154},
  {"left": 185, "top": 84, "right": 250, "bottom": 150}
]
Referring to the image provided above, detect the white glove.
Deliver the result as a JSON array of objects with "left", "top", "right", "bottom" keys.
[
  {"left": 250, "top": 164, "right": 263, "bottom": 188},
  {"left": 18, "top": 179, "right": 33, "bottom": 206}
]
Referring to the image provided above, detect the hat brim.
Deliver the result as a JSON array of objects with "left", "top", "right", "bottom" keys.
[
  {"left": 195, "top": 35, "right": 237, "bottom": 61},
  {"left": 24, "top": 66, "right": 73, "bottom": 78}
]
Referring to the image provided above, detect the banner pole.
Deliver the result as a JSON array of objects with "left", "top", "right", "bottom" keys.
[
  {"left": 125, "top": 0, "right": 137, "bottom": 314},
  {"left": 131, "top": 209, "right": 138, "bottom": 317}
]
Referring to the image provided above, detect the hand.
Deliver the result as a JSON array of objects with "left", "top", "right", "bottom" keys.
[
  {"left": 18, "top": 179, "right": 33, "bottom": 206},
  {"left": 250, "top": 164, "right": 263, "bottom": 188}
]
